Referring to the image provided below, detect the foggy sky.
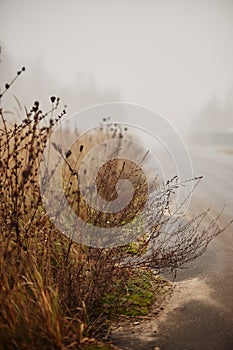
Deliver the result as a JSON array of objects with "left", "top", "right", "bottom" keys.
[{"left": 0, "top": 0, "right": 233, "bottom": 134}]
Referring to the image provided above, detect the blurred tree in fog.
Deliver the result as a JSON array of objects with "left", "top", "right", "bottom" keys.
[
  {"left": 0, "top": 44, "right": 121, "bottom": 119},
  {"left": 191, "top": 90, "right": 233, "bottom": 145}
]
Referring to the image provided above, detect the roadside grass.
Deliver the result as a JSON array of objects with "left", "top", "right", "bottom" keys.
[
  {"left": 0, "top": 82, "right": 164, "bottom": 349},
  {"left": 0, "top": 67, "right": 229, "bottom": 349}
]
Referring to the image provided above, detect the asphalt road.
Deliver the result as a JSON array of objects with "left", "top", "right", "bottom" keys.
[{"left": 157, "top": 145, "right": 233, "bottom": 350}]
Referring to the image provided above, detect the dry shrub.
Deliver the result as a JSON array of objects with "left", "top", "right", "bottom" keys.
[
  {"left": 0, "top": 72, "right": 132, "bottom": 349},
  {"left": 0, "top": 67, "right": 232, "bottom": 349}
]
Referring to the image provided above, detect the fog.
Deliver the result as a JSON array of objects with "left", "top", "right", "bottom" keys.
[
  {"left": 1, "top": 2, "right": 233, "bottom": 346},
  {"left": 1, "top": 0, "right": 233, "bottom": 134},
  {"left": 0, "top": 0, "right": 233, "bottom": 213}
]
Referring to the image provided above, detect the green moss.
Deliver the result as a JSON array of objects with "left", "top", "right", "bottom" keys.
[
  {"left": 125, "top": 234, "right": 149, "bottom": 256},
  {"left": 97, "top": 268, "right": 168, "bottom": 318},
  {"left": 125, "top": 241, "right": 141, "bottom": 255}
]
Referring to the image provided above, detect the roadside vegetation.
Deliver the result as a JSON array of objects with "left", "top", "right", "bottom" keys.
[{"left": 0, "top": 63, "right": 230, "bottom": 349}]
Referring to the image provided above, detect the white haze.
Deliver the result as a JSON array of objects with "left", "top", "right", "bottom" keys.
[{"left": 0, "top": 0, "right": 233, "bottom": 138}]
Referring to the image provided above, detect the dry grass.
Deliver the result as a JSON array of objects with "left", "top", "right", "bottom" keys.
[
  {"left": 0, "top": 67, "right": 231, "bottom": 349},
  {"left": 0, "top": 77, "right": 151, "bottom": 348}
]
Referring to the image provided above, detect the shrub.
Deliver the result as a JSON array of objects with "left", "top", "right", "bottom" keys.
[{"left": 0, "top": 65, "right": 231, "bottom": 349}]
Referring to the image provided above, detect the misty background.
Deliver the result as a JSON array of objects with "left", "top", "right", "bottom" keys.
[
  {"left": 0, "top": 0, "right": 233, "bottom": 142},
  {"left": 1, "top": 3, "right": 233, "bottom": 347}
]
